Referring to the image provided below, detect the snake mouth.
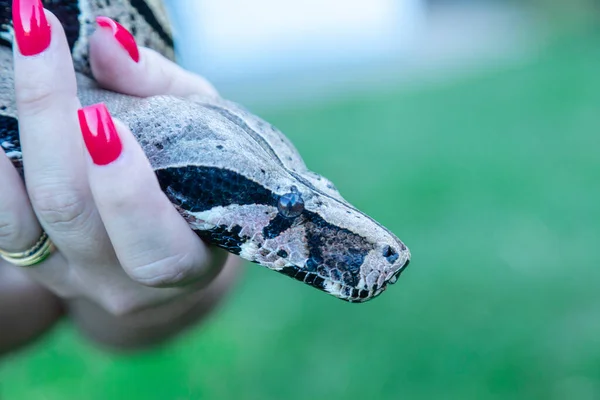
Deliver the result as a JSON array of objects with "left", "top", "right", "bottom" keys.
[{"left": 278, "top": 265, "right": 386, "bottom": 302}]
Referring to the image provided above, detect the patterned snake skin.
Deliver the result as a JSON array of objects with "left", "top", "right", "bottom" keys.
[{"left": 0, "top": 0, "right": 411, "bottom": 302}]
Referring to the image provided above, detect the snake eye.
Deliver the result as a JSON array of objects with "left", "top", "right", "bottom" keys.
[{"left": 278, "top": 191, "right": 304, "bottom": 218}]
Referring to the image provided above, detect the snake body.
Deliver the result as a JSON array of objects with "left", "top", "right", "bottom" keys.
[{"left": 0, "top": 0, "right": 411, "bottom": 302}]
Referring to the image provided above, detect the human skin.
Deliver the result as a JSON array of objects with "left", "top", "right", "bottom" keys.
[{"left": 0, "top": 4, "right": 241, "bottom": 354}]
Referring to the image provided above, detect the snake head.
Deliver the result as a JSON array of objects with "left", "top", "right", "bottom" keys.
[
  {"left": 156, "top": 162, "right": 411, "bottom": 302},
  {"left": 260, "top": 185, "right": 412, "bottom": 302}
]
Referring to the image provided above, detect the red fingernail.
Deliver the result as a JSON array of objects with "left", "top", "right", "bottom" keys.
[
  {"left": 12, "top": 0, "right": 51, "bottom": 56},
  {"left": 96, "top": 16, "right": 140, "bottom": 63},
  {"left": 78, "top": 103, "right": 123, "bottom": 166}
]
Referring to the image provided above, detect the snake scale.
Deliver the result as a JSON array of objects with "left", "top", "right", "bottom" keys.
[{"left": 0, "top": 0, "right": 411, "bottom": 302}]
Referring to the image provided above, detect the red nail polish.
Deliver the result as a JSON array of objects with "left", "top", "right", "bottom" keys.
[
  {"left": 96, "top": 16, "right": 140, "bottom": 63},
  {"left": 78, "top": 103, "right": 123, "bottom": 166},
  {"left": 12, "top": 0, "right": 51, "bottom": 56}
]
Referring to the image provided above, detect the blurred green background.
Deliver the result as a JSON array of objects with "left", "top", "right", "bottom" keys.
[{"left": 2, "top": 2, "right": 600, "bottom": 399}]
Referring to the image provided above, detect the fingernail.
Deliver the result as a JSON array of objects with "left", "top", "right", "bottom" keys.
[
  {"left": 12, "top": 0, "right": 51, "bottom": 56},
  {"left": 78, "top": 103, "right": 123, "bottom": 166},
  {"left": 96, "top": 16, "right": 140, "bottom": 63}
]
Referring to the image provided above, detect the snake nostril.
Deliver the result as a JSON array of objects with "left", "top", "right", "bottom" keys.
[{"left": 388, "top": 258, "right": 410, "bottom": 285}]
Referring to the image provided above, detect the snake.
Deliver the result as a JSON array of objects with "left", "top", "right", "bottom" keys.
[{"left": 0, "top": 0, "right": 411, "bottom": 303}]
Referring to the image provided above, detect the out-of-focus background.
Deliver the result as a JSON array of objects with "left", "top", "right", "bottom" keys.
[{"left": 2, "top": 0, "right": 600, "bottom": 398}]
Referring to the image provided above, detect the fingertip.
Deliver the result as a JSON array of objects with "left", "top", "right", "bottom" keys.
[
  {"left": 12, "top": 0, "right": 51, "bottom": 57},
  {"left": 78, "top": 103, "right": 123, "bottom": 166},
  {"left": 95, "top": 16, "right": 140, "bottom": 63},
  {"left": 13, "top": 11, "right": 78, "bottom": 112},
  {"left": 88, "top": 26, "right": 137, "bottom": 92},
  {"left": 13, "top": 10, "right": 68, "bottom": 59}
]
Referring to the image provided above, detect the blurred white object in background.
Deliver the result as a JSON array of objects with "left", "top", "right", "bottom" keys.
[
  {"left": 164, "top": 0, "right": 536, "bottom": 106},
  {"left": 167, "top": 0, "right": 424, "bottom": 80}
]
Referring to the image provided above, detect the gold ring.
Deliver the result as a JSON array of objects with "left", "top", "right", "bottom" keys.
[{"left": 0, "top": 231, "right": 55, "bottom": 267}]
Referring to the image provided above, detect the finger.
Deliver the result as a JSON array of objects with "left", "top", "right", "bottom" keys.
[
  {"left": 89, "top": 17, "right": 217, "bottom": 98},
  {"left": 12, "top": 6, "right": 110, "bottom": 263},
  {"left": 78, "top": 103, "right": 224, "bottom": 287},
  {"left": 0, "top": 151, "right": 40, "bottom": 252}
]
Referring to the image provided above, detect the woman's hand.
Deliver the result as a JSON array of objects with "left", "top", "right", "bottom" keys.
[{"left": 0, "top": 4, "right": 240, "bottom": 348}]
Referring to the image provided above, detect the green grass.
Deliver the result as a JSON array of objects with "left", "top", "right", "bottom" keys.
[{"left": 3, "top": 33, "right": 600, "bottom": 399}]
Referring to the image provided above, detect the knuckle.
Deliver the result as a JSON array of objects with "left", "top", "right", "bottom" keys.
[
  {"left": 86, "top": 282, "right": 144, "bottom": 317},
  {"left": 99, "top": 296, "right": 141, "bottom": 317},
  {"left": 0, "top": 218, "right": 20, "bottom": 245},
  {"left": 0, "top": 210, "right": 38, "bottom": 251},
  {"left": 97, "top": 290, "right": 170, "bottom": 317},
  {"left": 30, "top": 187, "right": 90, "bottom": 230},
  {"left": 128, "top": 253, "right": 199, "bottom": 288},
  {"left": 15, "top": 80, "right": 56, "bottom": 114}
]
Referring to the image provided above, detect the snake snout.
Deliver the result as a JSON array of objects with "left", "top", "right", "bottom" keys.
[{"left": 388, "top": 258, "right": 410, "bottom": 285}]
